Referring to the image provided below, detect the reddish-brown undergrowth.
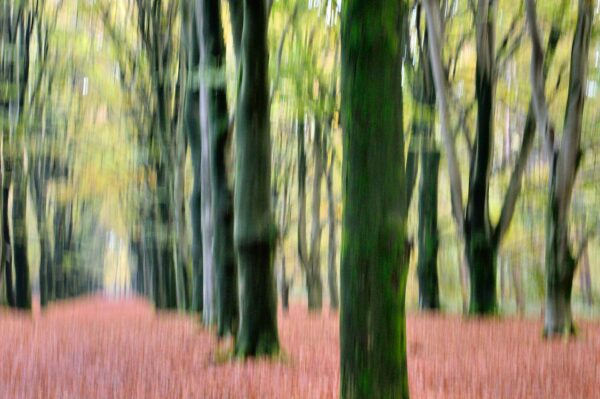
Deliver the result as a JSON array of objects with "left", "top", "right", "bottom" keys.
[{"left": 0, "top": 297, "right": 598, "bottom": 398}]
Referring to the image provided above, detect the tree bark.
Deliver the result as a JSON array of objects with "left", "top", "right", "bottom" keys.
[
  {"left": 411, "top": 21, "right": 440, "bottom": 311},
  {"left": 197, "top": 0, "right": 239, "bottom": 337},
  {"left": 234, "top": 0, "right": 279, "bottom": 357},
  {"left": 418, "top": 150, "right": 440, "bottom": 310},
  {"left": 182, "top": 6, "right": 204, "bottom": 315},
  {"left": 325, "top": 148, "right": 338, "bottom": 310},
  {"left": 463, "top": 0, "right": 497, "bottom": 315},
  {"left": 199, "top": 76, "right": 215, "bottom": 325},
  {"left": 1, "top": 172, "right": 14, "bottom": 306},
  {"left": 12, "top": 161, "right": 31, "bottom": 310},
  {"left": 340, "top": 0, "right": 409, "bottom": 397},
  {"left": 297, "top": 117, "right": 324, "bottom": 311}
]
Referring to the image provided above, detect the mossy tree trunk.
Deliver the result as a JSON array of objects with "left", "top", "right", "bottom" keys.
[
  {"left": 234, "top": 0, "right": 279, "bottom": 357},
  {"left": 197, "top": 0, "right": 239, "bottom": 337},
  {"left": 340, "top": 0, "right": 409, "bottom": 397},
  {"left": 182, "top": 5, "right": 204, "bottom": 315}
]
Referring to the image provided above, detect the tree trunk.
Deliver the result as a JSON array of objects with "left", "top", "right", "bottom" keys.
[
  {"left": 545, "top": 198, "right": 576, "bottom": 335},
  {"left": 157, "top": 170, "right": 177, "bottom": 310},
  {"left": 510, "top": 259, "right": 525, "bottom": 315},
  {"left": 459, "top": 0, "right": 499, "bottom": 315},
  {"left": 183, "top": 5, "right": 204, "bottom": 315},
  {"left": 307, "top": 120, "right": 324, "bottom": 310},
  {"left": 297, "top": 118, "right": 324, "bottom": 311},
  {"left": 278, "top": 254, "right": 290, "bottom": 311},
  {"left": 325, "top": 149, "right": 338, "bottom": 310},
  {"left": 1, "top": 172, "right": 15, "bottom": 307},
  {"left": 413, "top": 23, "right": 440, "bottom": 311},
  {"left": 579, "top": 244, "right": 592, "bottom": 306},
  {"left": 227, "top": 0, "right": 243, "bottom": 62},
  {"left": 340, "top": 0, "right": 409, "bottom": 397},
  {"left": 198, "top": 0, "right": 238, "bottom": 337},
  {"left": 12, "top": 165, "right": 31, "bottom": 310},
  {"left": 465, "top": 230, "right": 497, "bottom": 314},
  {"left": 526, "top": 0, "right": 593, "bottom": 336},
  {"left": 234, "top": 0, "right": 279, "bottom": 357},
  {"left": 200, "top": 79, "right": 215, "bottom": 325},
  {"left": 417, "top": 150, "right": 440, "bottom": 310}
]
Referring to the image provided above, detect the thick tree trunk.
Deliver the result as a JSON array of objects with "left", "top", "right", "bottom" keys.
[
  {"left": 234, "top": 0, "right": 279, "bottom": 357},
  {"left": 198, "top": 0, "right": 238, "bottom": 337},
  {"left": 340, "top": 0, "right": 409, "bottom": 397},
  {"left": 464, "top": 0, "right": 497, "bottom": 315},
  {"left": 465, "top": 230, "right": 497, "bottom": 314}
]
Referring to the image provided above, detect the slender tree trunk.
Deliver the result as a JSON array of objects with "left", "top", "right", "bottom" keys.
[
  {"left": 199, "top": 81, "right": 215, "bottom": 325},
  {"left": 278, "top": 252, "right": 289, "bottom": 311},
  {"left": 234, "top": 0, "right": 279, "bottom": 357},
  {"left": 297, "top": 118, "right": 323, "bottom": 311},
  {"left": 2, "top": 172, "right": 14, "bottom": 307},
  {"left": 340, "top": 0, "right": 409, "bottom": 397},
  {"left": 579, "top": 243, "right": 592, "bottom": 306},
  {"left": 198, "top": 0, "right": 239, "bottom": 337},
  {"left": 173, "top": 119, "right": 188, "bottom": 309},
  {"left": 326, "top": 149, "right": 338, "bottom": 310},
  {"left": 307, "top": 120, "right": 324, "bottom": 310},
  {"left": 509, "top": 258, "right": 525, "bottom": 314}
]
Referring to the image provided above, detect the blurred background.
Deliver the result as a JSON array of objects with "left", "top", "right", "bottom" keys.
[{"left": 1, "top": 0, "right": 598, "bottom": 318}]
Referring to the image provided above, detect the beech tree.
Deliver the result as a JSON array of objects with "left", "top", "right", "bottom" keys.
[
  {"left": 340, "top": 0, "right": 410, "bottom": 396},
  {"left": 526, "top": 0, "right": 593, "bottom": 336},
  {"left": 196, "top": 0, "right": 238, "bottom": 337},
  {"left": 233, "top": 0, "right": 279, "bottom": 357}
]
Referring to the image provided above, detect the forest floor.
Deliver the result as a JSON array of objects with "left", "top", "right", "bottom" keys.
[{"left": 1, "top": 296, "right": 599, "bottom": 398}]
